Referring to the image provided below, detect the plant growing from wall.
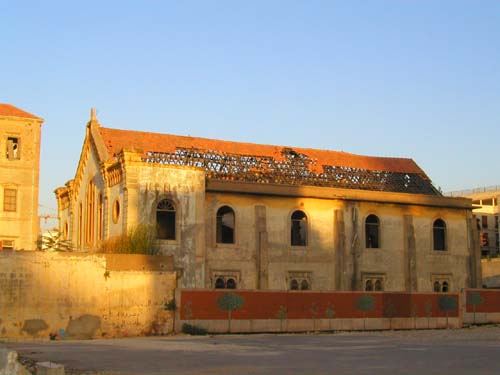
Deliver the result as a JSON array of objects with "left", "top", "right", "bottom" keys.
[
  {"left": 216, "top": 293, "right": 245, "bottom": 333},
  {"left": 384, "top": 300, "right": 397, "bottom": 330},
  {"left": 467, "top": 292, "right": 484, "bottom": 325},
  {"left": 325, "top": 303, "right": 336, "bottom": 331},
  {"left": 438, "top": 295, "right": 458, "bottom": 329},
  {"left": 97, "top": 224, "right": 158, "bottom": 254},
  {"left": 276, "top": 305, "right": 288, "bottom": 332},
  {"left": 164, "top": 298, "right": 177, "bottom": 332},
  {"left": 355, "top": 295, "right": 375, "bottom": 330},
  {"left": 425, "top": 300, "right": 433, "bottom": 329}
]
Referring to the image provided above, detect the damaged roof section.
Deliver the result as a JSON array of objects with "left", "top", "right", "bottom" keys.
[{"left": 98, "top": 126, "right": 440, "bottom": 195}]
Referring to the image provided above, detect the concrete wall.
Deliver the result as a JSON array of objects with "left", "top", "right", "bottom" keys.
[
  {"left": 481, "top": 258, "right": 500, "bottom": 287},
  {"left": 0, "top": 251, "right": 176, "bottom": 339}
]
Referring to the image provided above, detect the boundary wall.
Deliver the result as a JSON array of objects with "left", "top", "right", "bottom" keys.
[{"left": 0, "top": 251, "right": 176, "bottom": 339}]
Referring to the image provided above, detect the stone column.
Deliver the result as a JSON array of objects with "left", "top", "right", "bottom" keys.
[
  {"left": 404, "top": 214, "right": 417, "bottom": 291},
  {"left": 334, "top": 209, "right": 346, "bottom": 290},
  {"left": 467, "top": 211, "right": 482, "bottom": 288},
  {"left": 255, "top": 205, "right": 268, "bottom": 289}
]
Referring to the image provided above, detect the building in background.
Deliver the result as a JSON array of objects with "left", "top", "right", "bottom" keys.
[
  {"left": 56, "top": 109, "right": 482, "bottom": 292},
  {"left": 448, "top": 186, "right": 500, "bottom": 258},
  {"left": 0, "top": 104, "right": 43, "bottom": 250}
]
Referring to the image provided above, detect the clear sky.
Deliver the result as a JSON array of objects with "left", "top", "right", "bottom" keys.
[{"left": 2, "top": 1, "right": 499, "bottom": 229}]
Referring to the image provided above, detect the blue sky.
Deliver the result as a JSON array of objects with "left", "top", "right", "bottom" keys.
[{"left": 2, "top": 1, "right": 499, "bottom": 228}]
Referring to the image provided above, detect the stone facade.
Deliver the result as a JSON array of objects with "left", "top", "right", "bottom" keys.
[
  {"left": 0, "top": 104, "right": 43, "bottom": 250},
  {"left": 56, "top": 110, "right": 482, "bottom": 292}
]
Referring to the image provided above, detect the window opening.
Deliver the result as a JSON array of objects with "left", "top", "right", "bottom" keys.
[
  {"left": 433, "top": 281, "right": 441, "bottom": 292},
  {"left": 441, "top": 281, "right": 449, "bottom": 293},
  {"left": 365, "top": 214, "right": 380, "bottom": 248},
  {"left": 226, "top": 278, "right": 237, "bottom": 289},
  {"left": 3, "top": 188, "right": 17, "bottom": 212},
  {"left": 374, "top": 279, "right": 382, "bottom": 291},
  {"left": 215, "top": 278, "right": 225, "bottom": 289},
  {"left": 156, "top": 199, "right": 176, "bottom": 240},
  {"left": 6, "top": 137, "right": 19, "bottom": 160},
  {"left": 291, "top": 210, "right": 307, "bottom": 246},
  {"left": 216, "top": 206, "right": 235, "bottom": 244},
  {"left": 300, "top": 280, "right": 310, "bottom": 290},
  {"left": 290, "top": 279, "right": 299, "bottom": 290},
  {"left": 365, "top": 280, "right": 373, "bottom": 291},
  {"left": 433, "top": 219, "right": 446, "bottom": 251},
  {"left": 482, "top": 215, "right": 488, "bottom": 229}
]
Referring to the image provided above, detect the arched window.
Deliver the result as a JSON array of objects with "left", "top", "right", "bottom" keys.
[
  {"left": 374, "top": 280, "right": 382, "bottom": 291},
  {"left": 365, "top": 214, "right": 380, "bottom": 248},
  {"left": 291, "top": 210, "right": 307, "bottom": 246},
  {"left": 157, "top": 199, "right": 176, "bottom": 240},
  {"left": 290, "top": 279, "right": 299, "bottom": 290},
  {"left": 441, "top": 281, "right": 449, "bottom": 293},
  {"left": 215, "top": 278, "right": 225, "bottom": 289},
  {"left": 300, "top": 280, "right": 310, "bottom": 290},
  {"left": 433, "top": 281, "right": 441, "bottom": 293},
  {"left": 433, "top": 219, "right": 446, "bottom": 251},
  {"left": 216, "top": 206, "right": 235, "bottom": 244},
  {"left": 226, "top": 278, "right": 237, "bottom": 289},
  {"left": 365, "top": 280, "right": 373, "bottom": 291}
]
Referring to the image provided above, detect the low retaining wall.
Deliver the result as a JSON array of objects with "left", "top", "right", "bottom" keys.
[
  {"left": 464, "top": 289, "right": 500, "bottom": 325},
  {"left": 0, "top": 251, "right": 176, "bottom": 340},
  {"left": 175, "top": 289, "right": 461, "bottom": 333}
]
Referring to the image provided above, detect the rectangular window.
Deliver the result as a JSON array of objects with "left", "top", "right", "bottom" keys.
[
  {"left": 482, "top": 215, "right": 488, "bottom": 229},
  {"left": 0, "top": 240, "right": 14, "bottom": 250},
  {"left": 6, "top": 137, "right": 20, "bottom": 160},
  {"left": 3, "top": 188, "right": 17, "bottom": 212},
  {"left": 482, "top": 198, "right": 493, "bottom": 206}
]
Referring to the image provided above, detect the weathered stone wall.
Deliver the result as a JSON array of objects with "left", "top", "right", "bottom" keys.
[
  {"left": 481, "top": 258, "right": 500, "bottom": 287},
  {"left": 0, "top": 251, "right": 176, "bottom": 339}
]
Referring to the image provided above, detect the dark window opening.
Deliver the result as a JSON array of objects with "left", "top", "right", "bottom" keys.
[
  {"left": 495, "top": 216, "right": 498, "bottom": 229},
  {"left": 157, "top": 199, "right": 176, "bottom": 240},
  {"left": 291, "top": 210, "right": 307, "bottom": 246},
  {"left": 365, "top": 280, "right": 373, "bottom": 291},
  {"left": 3, "top": 188, "right": 17, "bottom": 212},
  {"left": 216, "top": 206, "right": 235, "bottom": 244},
  {"left": 226, "top": 278, "right": 236, "bottom": 289},
  {"left": 6, "top": 137, "right": 19, "bottom": 160},
  {"left": 434, "top": 281, "right": 441, "bottom": 293},
  {"left": 300, "top": 280, "right": 309, "bottom": 290},
  {"left": 482, "top": 199, "right": 493, "bottom": 206},
  {"left": 374, "top": 280, "right": 382, "bottom": 291},
  {"left": 215, "top": 278, "right": 225, "bottom": 289},
  {"left": 441, "top": 281, "right": 449, "bottom": 293},
  {"left": 482, "top": 215, "right": 488, "bottom": 229},
  {"left": 365, "top": 214, "right": 380, "bottom": 248},
  {"left": 290, "top": 279, "right": 299, "bottom": 290},
  {"left": 433, "top": 219, "right": 446, "bottom": 251},
  {"left": 481, "top": 232, "right": 489, "bottom": 247}
]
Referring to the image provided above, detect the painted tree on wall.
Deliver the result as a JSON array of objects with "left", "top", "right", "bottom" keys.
[
  {"left": 410, "top": 303, "right": 419, "bottom": 330},
  {"left": 467, "top": 292, "right": 484, "bottom": 325},
  {"left": 325, "top": 303, "right": 336, "bottom": 331},
  {"left": 276, "top": 305, "right": 288, "bottom": 332},
  {"left": 438, "top": 295, "right": 458, "bottom": 329},
  {"left": 216, "top": 293, "right": 245, "bottom": 333},
  {"left": 383, "top": 300, "right": 397, "bottom": 330},
  {"left": 310, "top": 302, "right": 319, "bottom": 331},
  {"left": 425, "top": 300, "right": 433, "bottom": 329},
  {"left": 355, "top": 295, "right": 375, "bottom": 330}
]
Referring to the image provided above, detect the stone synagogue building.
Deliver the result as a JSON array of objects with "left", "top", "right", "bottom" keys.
[{"left": 55, "top": 110, "right": 481, "bottom": 292}]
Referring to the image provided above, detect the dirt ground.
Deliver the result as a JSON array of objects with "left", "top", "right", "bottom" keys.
[{"left": 5, "top": 326, "right": 500, "bottom": 375}]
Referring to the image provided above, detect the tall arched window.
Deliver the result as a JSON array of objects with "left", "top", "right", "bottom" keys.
[
  {"left": 365, "top": 280, "right": 373, "bottom": 291},
  {"left": 365, "top": 214, "right": 380, "bottom": 248},
  {"left": 157, "top": 199, "right": 176, "bottom": 240},
  {"left": 216, "top": 206, "right": 235, "bottom": 244},
  {"left": 291, "top": 210, "right": 307, "bottom": 246},
  {"left": 433, "top": 219, "right": 446, "bottom": 251}
]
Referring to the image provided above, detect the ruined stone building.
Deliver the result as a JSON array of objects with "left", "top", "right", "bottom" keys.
[
  {"left": 55, "top": 110, "right": 481, "bottom": 292},
  {"left": 0, "top": 104, "right": 43, "bottom": 250}
]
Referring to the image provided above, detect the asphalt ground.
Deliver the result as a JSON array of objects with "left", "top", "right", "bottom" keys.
[{"left": 4, "top": 326, "right": 500, "bottom": 375}]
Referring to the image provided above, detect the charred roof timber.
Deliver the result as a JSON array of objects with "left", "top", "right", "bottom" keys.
[{"left": 143, "top": 148, "right": 440, "bottom": 195}]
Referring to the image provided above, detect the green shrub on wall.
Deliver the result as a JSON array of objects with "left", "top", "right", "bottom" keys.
[
  {"left": 355, "top": 295, "right": 375, "bottom": 330},
  {"left": 98, "top": 224, "right": 159, "bottom": 254}
]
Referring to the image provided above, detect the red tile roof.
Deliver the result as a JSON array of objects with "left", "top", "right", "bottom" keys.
[
  {"left": 99, "top": 126, "right": 429, "bottom": 177},
  {"left": 0, "top": 104, "right": 41, "bottom": 120}
]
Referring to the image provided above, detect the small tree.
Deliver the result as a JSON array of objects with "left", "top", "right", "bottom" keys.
[
  {"left": 325, "top": 303, "right": 336, "bottom": 331},
  {"left": 425, "top": 300, "right": 433, "bottom": 329},
  {"left": 410, "top": 303, "right": 419, "bottom": 330},
  {"left": 310, "top": 302, "right": 319, "bottom": 331},
  {"left": 438, "top": 295, "right": 458, "bottom": 329},
  {"left": 467, "top": 292, "right": 484, "bottom": 325},
  {"left": 216, "top": 293, "right": 245, "bottom": 333},
  {"left": 384, "top": 301, "right": 397, "bottom": 330},
  {"left": 276, "top": 305, "right": 288, "bottom": 332},
  {"left": 355, "top": 295, "right": 376, "bottom": 330}
]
